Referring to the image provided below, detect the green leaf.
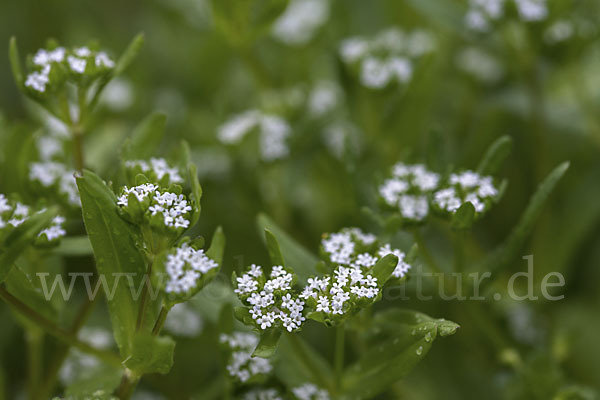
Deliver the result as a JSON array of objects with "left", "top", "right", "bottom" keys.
[
  {"left": 206, "top": 226, "right": 226, "bottom": 265},
  {"left": 122, "top": 112, "right": 167, "bottom": 160},
  {"left": 451, "top": 202, "right": 476, "bottom": 230},
  {"left": 264, "top": 229, "right": 285, "bottom": 267},
  {"left": 477, "top": 162, "right": 570, "bottom": 279},
  {"left": 63, "top": 360, "right": 122, "bottom": 399},
  {"left": 252, "top": 329, "right": 282, "bottom": 358},
  {"left": 124, "top": 333, "right": 176, "bottom": 375},
  {"left": 114, "top": 33, "right": 144, "bottom": 77},
  {"left": 477, "top": 135, "right": 513, "bottom": 176},
  {"left": 0, "top": 207, "right": 57, "bottom": 283},
  {"left": 188, "top": 162, "right": 203, "bottom": 226},
  {"left": 342, "top": 309, "right": 458, "bottom": 399},
  {"left": 4, "top": 265, "right": 57, "bottom": 322},
  {"left": 256, "top": 213, "right": 319, "bottom": 283},
  {"left": 54, "top": 235, "right": 94, "bottom": 256},
  {"left": 76, "top": 170, "right": 147, "bottom": 358},
  {"left": 369, "top": 254, "right": 399, "bottom": 285},
  {"left": 8, "top": 37, "right": 23, "bottom": 89}
]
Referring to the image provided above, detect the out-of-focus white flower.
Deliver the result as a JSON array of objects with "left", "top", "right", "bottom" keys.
[
  {"left": 125, "top": 158, "right": 184, "bottom": 185},
  {"left": 544, "top": 20, "right": 575, "bottom": 44},
  {"left": 0, "top": 194, "right": 67, "bottom": 243},
  {"left": 100, "top": 78, "right": 134, "bottom": 111},
  {"left": 242, "top": 388, "right": 283, "bottom": 400},
  {"left": 38, "top": 216, "right": 67, "bottom": 241},
  {"left": 515, "top": 0, "right": 547, "bottom": 21},
  {"left": 220, "top": 332, "right": 274, "bottom": 382},
  {"left": 292, "top": 383, "right": 330, "bottom": 400},
  {"left": 456, "top": 47, "right": 503, "bottom": 83},
  {"left": 308, "top": 81, "right": 340, "bottom": 117},
  {"left": 272, "top": 0, "right": 330, "bottom": 45},
  {"left": 465, "top": 0, "right": 548, "bottom": 31},
  {"left": 378, "top": 163, "right": 439, "bottom": 222},
  {"left": 29, "top": 161, "right": 80, "bottom": 206},
  {"left": 433, "top": 170, "right": 499, "bottom": 216},
  {"left": 164, "top": 303, "right": 204, "bottom": 337},
  {"left": 339, "top": 28, "right": 433, "bottom": 89},
  {"left": 218, "top": 111, "right": 291, "bottom": 161}
]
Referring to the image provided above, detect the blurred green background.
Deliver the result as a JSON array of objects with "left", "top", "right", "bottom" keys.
[{"left": 1, "top": 0, "right": 600, "bottom": 398}]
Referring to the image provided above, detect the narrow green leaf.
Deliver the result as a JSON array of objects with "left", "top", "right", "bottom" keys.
[
  {"left": 4, "top": 265, "right": 57, "bottom": 322},
  {"left": 54, "top": 235, "right": 94, "bottom": 256},
  {"left": 478, "top": 162, "right": 570, "bottom": 279},
  {"left": 370, "top": 254, "right": 399, "bottom": 285},
  {"left": 451, "top": 202, "right": 476, "bottom": 230},
  {"left": 122, "top": 112, "right": 167, "bottom": 160},
  {"left": 76, "top": 170, "right": 146, "bottom": 358},
  {"left": 124, "top": 333, "right": 176, "bottom": 375},
  {"left": 256, "top": 214, "right": 319, "bottom": 283},
  {"left": 0, "top": 207, "right": 57, "bottom": 283},
  {"left": 477, "top": 135, "right": 513, "bottom": 176},
  {"left": 114, "top": 33, "right": 144, "bottom": 77},
  {"left": 206, "top": 226, "right": 226, "bottom": 265},
  {"left": 8, "top": 37, "right": 23, "bottom": 89},
  {"left": 343, "top": 309, "right": 458, "bottom": 399},
  {"left": 252, "top": 329, "right": 282, "bottom": 358},
  {"left": 264, "top": 229, "right": 285, "bottom": 267},
  {"left": 188, "top": 162, "right": 203, "bottom": 226}
]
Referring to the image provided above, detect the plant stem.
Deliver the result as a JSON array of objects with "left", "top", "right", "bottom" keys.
[
  {"left": 115, "top": 368, "right": 140, "bottom": 400},
  {"left": 135, "top": 260, "right": 153, "bottom": 332},
  {"left": 152, "top": 305, "right": 169, "bottom": 336},
  {"left": 72, "top": 124, "right": 85, "bottom": 172},
  {"left": 334, "top": 323, "right": 345, "bottom": 392},
  {"left": 34, "top": 293, "right": 101, "bottom": 400},
  {"left": 411, "top": 228, "right": 443, "bottom": 274},
  {"left": 0, "top": 286, "right": 121, "bottom": 368},
  {"left": 26, "top": 329, "right": 43, "bottom": 400}
]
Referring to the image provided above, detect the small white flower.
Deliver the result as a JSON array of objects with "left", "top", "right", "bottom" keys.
[
  {"left": 164, "top": 243, "right": 219, "bottom": 295},
  {"left": 272, "top": 0, "right": 330, "bottom": 45},
  {"left": 67, "top": 56, "right": 87, "bottom": 74}
]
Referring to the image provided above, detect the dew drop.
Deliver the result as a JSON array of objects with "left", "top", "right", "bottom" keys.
[
  {"left": 411, "top": 329, "right": 416, "bottom": 336},
  {"left": 424, "top": 332, "right": 432, "bottom": 343},
  {"left": 416, "top": 346, "right": 423, "bottom": 356}
]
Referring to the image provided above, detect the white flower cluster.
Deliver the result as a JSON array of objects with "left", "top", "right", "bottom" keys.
[
  {"left": 234, "top": 265, "right": 306, "bottom": 332},
  {"left": 242, "top": 389, "right": 283, "bottom": 400},
  {"left": 164, "top": 303, "right": 204, "bottom": 337},
  {"left": 307, "top": 81, "right": 341, "bottom": 118},
  {"left": 456, "top": 47, "right": 503, "bottom": 83},
  {"left": 0, "top": 194, "right": 67, "bottom": 243},
  {"left": 25, "top": 46, "right": 115, "bottom": 93},
  {"left": 465, "top": 0, "right": 547, "bottom": 32},
  {"left": 321, "top": 228, "right": 411, "bottom": 279},
  {"left": 379, "top": 163, "right": 440, "bottom": 222},
  {"left": 218, "top": 110, "right": 291, "bottom": 161},
  {"left": 117, "top": 183, "right": 193, "bottom": 229},
  {"left": 300, "top": 265, "right": 380, "bottom": 322},
  {"left": 433, "top": 170, "right": 499, "bottom": 215},
  {"left": 220, "top": 332, "right": 273, "bottom": 383},
  {"left": 272, "top": 0, "right": 330, "bottom": 45},
  {"left": 29, "top": 161, "right": 80, "bottom": 206},
  {"left": 124, "top": 158, "right": 184, "bottom": 185},
  {"left": 339, "top": 28, "right": 434, "bottom": 89},
  {"left": 163, "top": 243, "right": 218, "bottom": 294},
  {"left": 292, "top": 383, "right": 330, "bottom": 400}
]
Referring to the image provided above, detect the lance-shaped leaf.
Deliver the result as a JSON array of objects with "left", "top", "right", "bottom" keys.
[
  {"left": 477, "top": 135, "right": 513, "bottom": 176},
  {"left": 124, "top": 333, "right": 176, "bottom": 375},
  {"left": 257, "top": 213, "right": 319, "bottom": 283},
  {"left": 54, "top": 235, "right": 94, "bottom": 257},
  {"left": 369, "top": 253, "right": 399, "bottom": 285},
  {"left": 477, "top": 162, "right": 570, "bottom": 281},
  {"left": 265, "top": 229, "right": 285, "bottom": 267},
  {"left": 0, "top": 207, "right": 57, "bottom": 284},
  {"left": 114, "top": 33, "right": 145, "bottom": 77},
  {"left": 451, "top": 201, "right": 476, "bottom": 230},
  {"left": 252, "top": 329, "right": 282, "bottom": 358},
  {"left": 188, "top": 163, "right": 203, "bottom": 227},
  {"left": 122, "top": 112, "right": 167, "bottom": 160},
  {"left": 77, "top": 170, "right": 146, "bottom": 358},
  {"left": 342, "top": 309, "right": 459, "bottom": 399},
  {"left": 8, "top": 37, "right": 23, "bottom": 89},
  {"left": 207, "top": 226, "right": 226, "bottom": 265}
]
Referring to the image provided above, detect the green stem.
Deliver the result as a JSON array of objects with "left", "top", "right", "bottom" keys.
[
  {"left": 0, "top": 286, "right": 121, "bottom": 368},
  {"left": 135, "top": 260, "right": 153, "bottom": 332},
  {"left": 115, "top": 368, "right": 141, "bottom": 400},
  {"left": 34, "top": 293, "right": 101, "bottom": 400},
  {"left": 287, "top": 334, "right": 332, "bottom": 392},
  {"left": 152, "top": 305, "right": 169, "bottom": 336},
  {"left": 72, "top": 124, "right": 85, "bottom": 172},
  {"left": 334, "top": 323, "right": 345, "bottom": 392},
  {"left": 412, "top": 228, "right": 443, "bottom": 274},
  {"left": 26, "top": 329, "right": 43, "bottom": 400}
]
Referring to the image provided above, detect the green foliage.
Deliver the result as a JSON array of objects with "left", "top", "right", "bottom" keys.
[
  {"left": 124, "top": 333, "right": 176, "bottom": 375},
  {"left": 77, "top": 170, "right": 146, "bottom": 357}
]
